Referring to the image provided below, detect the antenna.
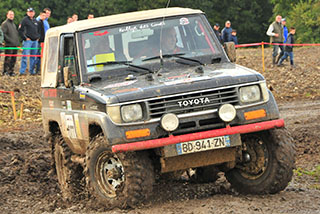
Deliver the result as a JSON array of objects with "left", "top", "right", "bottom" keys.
[{"left": 158, "top": 0, "right": 171, "bottom": 71}]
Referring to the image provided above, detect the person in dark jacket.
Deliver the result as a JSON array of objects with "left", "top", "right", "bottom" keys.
[
  {"left": 221, "top": 20, "right": 232, "bottom": 43},
  {"left": 18, "top": 7, "right": 40, "bottom": 75},
  {"left": 1, "top": 10, "right": 20, "bottom": 76},
  {"left": 278, "top": 27, "right": 296, "bottom": 67},
  {"left": 213, "top": 23, "right": 223, "bottom": 44}
]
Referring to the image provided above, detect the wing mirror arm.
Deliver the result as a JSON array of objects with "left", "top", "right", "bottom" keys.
[{"left": 63, "top": 66, "right": 74, "bottom": 88}]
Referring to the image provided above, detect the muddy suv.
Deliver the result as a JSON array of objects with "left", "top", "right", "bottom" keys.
[{"left": 41, "top": 8, "right": 295, "bottom": 208}]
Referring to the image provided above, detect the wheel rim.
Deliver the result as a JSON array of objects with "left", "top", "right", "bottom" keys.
[
  {"left": 95, "top": 152, "right": 125, "bottom": 198},
  {"left": 238, "top": 136, "right": 269, "bottom": 179}
]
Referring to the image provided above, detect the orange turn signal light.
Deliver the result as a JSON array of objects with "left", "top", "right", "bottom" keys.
[
  {"left": 126, "top": 129, "right": 150, "bottom": 139},
  {"left": 244, "top": 109, "right": 266, "bottom": 120}
]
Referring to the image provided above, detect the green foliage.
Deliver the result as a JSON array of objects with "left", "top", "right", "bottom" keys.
[
  {"left": 295, "top": 165, "right": 320, "bottom": 181},
  {"left": 0, "top": 0, "right": 274, "bottom": 44},
  {"left": 3, "top": 0, "right": 319, "bottom": 44},
  {"left": 287, "top": 0, "right": 320, "bottom": 43}
]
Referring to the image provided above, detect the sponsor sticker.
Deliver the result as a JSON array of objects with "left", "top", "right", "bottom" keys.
[
  {"left": 179, "top": 17, "right": 189, "bottom": 25},
  {"left": 103, "top": 80, "right": 137, "bottom": 89}
]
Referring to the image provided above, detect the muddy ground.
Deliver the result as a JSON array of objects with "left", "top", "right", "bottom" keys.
[{"left": 0, "top": 47, "right": 319, "bottom": 214}]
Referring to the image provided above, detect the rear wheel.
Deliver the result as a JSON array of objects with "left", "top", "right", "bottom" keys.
[
  {"left": 84, "top": 134, "right": 154, "bottom": 209},
  {"left": 226, "top": 128, "right": 295, "bottom": 194},
  {"left": 53, "top": 135, "right": 84, "bottom": 200}
]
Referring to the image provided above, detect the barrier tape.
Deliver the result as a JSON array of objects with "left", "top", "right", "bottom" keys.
[
  {"left": 0, "top": 47, "right": 40, "bottom": 50},
  {"left": 0, "top": 54, "right": 41, "bottom": 57},
  {"left": 235, "top": 42, "right": 320, "bottom": 48}
]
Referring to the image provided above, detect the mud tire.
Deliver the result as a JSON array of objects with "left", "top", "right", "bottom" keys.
[
  {"left": 226, "top": 128, "right": 295, "bottom": 194},
  {"left": 84, "top": 134, "right": 154, "bottom": 209},
  {"left": 53, "top": 135, "right": 84, "bottom": 200}
]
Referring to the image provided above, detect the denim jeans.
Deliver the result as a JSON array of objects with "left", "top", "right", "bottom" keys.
[
  {"left": 279, "top": 51, "right": 294, "bottom": 65},
  {"left": 34, "top": 42, "right": 41, "bottom": 74},
  {"left": 19, "top": 40, "right": 39, "bottom": 74}
]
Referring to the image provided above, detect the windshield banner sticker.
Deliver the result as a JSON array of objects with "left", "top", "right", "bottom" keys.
[
  {"left": 119, "top": 21, "right": 165, "bottom": 33},
  {"left": 103, "top": 80, "right": 137, "bottom": 89},
  {"left": 179, "top": 18, "right": 189, "bottom": 25}
]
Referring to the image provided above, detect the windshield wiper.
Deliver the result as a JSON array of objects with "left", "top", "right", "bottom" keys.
[
  {"left": 125, "top": 63, "right": 154, "bottom": 74},
  {"left": 142, "top": 53, "right": 186, "bottom": 62},
  {"left": 87, "top": 60, "right": 132, "bottom": 67},
  {"left": 174, "top": 55, "right": 204, "bottom": 66}
]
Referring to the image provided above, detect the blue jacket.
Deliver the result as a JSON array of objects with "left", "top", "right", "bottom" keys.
[
  {"left": 230, "top": 35, "right": 238, "bottom": 45},
  {"left": 221, "top": 27, "right": 232, "bottom": 42},
  {"left": 283, "top": 26, "right": 288, "bottom": 43},
  {"left": 36, "top": 16, "right": 50, "bottom": 34}
]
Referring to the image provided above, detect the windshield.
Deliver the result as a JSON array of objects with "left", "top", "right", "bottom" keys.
[{"left": 79, "top": 14, "right": 222, "bottom": 79}]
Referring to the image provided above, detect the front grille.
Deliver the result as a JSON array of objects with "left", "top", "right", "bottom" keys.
[{"left": 147, "top": 87, "right": 239, "bottom": 119}]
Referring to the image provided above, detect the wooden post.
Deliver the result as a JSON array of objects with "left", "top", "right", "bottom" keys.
[
  {"left": 261, "top": 41, "right": 265, "bottom": 73},
  {"left": 20, "top": 103, "right": 24, "bottom": 120},
  {"left": 10, "top": 91, "right": 17, "bottom": 120}
]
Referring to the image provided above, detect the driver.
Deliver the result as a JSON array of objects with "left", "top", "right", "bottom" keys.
[
  {"left": 134, "top": 27, "right": 180, "bottom": 59},
  {"left": 161, "top": 27, "right": 180, "bottom": 54}
]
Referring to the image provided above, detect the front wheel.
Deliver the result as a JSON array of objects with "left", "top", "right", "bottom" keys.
[
  {"left": 84, "top": 134, "right": 154, "bottom": 209},
  {"left": 226, "top": 128, "right": 295, "bottom": 194}
]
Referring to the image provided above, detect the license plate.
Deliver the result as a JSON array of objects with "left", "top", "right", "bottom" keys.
[{"left": 176, "top": 136, "right": 230, "bottom": 155}]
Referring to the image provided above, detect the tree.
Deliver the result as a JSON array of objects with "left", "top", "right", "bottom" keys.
[{"left": 287, "top": 0, "right": 320, "bottom": 43}]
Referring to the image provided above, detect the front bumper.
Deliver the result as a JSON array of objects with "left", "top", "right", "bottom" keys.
[{"left": 112, "top": 119, "right": 284, "bottom": 152}]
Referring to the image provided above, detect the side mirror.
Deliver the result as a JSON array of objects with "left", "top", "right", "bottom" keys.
[
  {"left": 224, "top": 42, "right": 236, "bottom": 62},
  {"left": 63, "top": 66, "right": 73, "bottom": 88}
]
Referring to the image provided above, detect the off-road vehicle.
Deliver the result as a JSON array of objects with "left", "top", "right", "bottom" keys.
[{"left": 41, "top": 7, "right": 295, "bottom": 208}]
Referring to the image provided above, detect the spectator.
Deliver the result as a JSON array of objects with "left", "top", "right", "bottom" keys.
[
  {"left": 34, "top": 11, "right": 47, "bottom": 74},
  {"left": 266, "top": 15, "right": 284, "bottom": 65},
  {"left": 72, "top": 14, "right": 78, "bottom": 22},
  {"left": 18, "top": 7, "right": 40, "bottom": 75},
  {"left": 88, "top": 14, "right": 94, "bottom": 19},
  {"left": 0, "top": 27, "right": 3, "bottom": 57},
  {"left": 213, "top": 23, "right": 223, "bottom": 44},
  {"left": 1, "top": 10, "right": 20, "bottom": 76},
  {"left": 43, "top": 8, "right": 51, "bottom": 34},
  {"left": 282, "top": 18, "right": 288, "bottom": 43},
  {"left": 67, "top": 17, "right": 73, "bottom": 24},
  {"left": 230, "top": 29, "right": 238, "bottom": 45},
  {"left": 221, "top": 20, "right": 232, "bottom": 43},
  {"left": 278, "top": 27, "right": 296, "bottom": 67}
]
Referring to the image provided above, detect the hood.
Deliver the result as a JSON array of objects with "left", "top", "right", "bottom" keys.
[{"left": 90, "top": 63, "right": 264, "bottom": 104}]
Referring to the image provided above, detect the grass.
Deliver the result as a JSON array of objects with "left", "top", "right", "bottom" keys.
[{"left": 294, "top": 165, "right": 320, "bottom": 181}]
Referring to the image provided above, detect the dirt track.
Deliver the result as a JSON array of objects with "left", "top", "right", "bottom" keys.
[{"left": 0, "top": 47, "right": 319, "bottom": 213}]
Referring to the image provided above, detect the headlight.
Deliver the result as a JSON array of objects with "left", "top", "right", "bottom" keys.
[
  {"left": 121, "top": 104, "right": 143, "bottom": 122},
  {"left": 239, "top": 85, "right": 261, "bottom": 103}
]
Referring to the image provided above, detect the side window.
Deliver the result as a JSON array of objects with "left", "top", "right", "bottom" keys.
[{"left": 62, "top": 36, "right": 79, "bottom": 86}]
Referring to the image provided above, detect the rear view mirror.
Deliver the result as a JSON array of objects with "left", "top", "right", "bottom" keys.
[{"left": 224, "top": 42, "right": 236, "bottom": 62}]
